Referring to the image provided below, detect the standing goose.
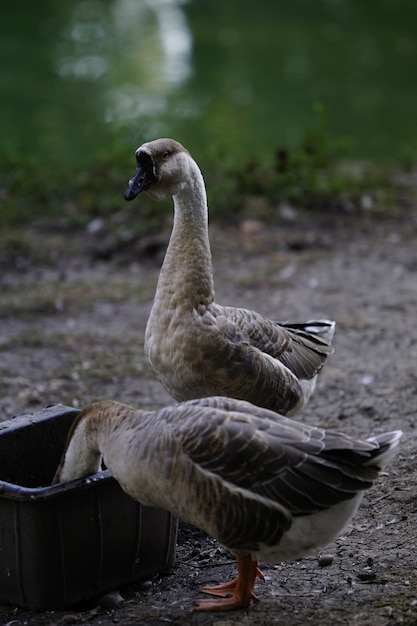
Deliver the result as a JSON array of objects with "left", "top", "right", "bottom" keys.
[
  {"left": 54, "top": 396, "right": 401, "bottom": 612},
  {"left": 124, "top": 138, "right": 335, "bottom": 416}
]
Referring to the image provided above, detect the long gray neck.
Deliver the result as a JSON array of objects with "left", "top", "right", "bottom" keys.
[{"left": 156, "top": 159, "right": 215, "bottom": 310}]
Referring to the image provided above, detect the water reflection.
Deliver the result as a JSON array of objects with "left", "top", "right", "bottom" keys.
[
  {"left": 55, "top": 2, "right": 108, "bottom": 81},
  {"left": 55, "top": 0, "right": 193, "bottom": 131},
  {"left": 0, "top": 0, "right": 416, "bottom": 166}
]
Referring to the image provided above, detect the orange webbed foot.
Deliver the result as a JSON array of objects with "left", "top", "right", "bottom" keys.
[
  {"left": 196, "top": 594, "right": 256, "bottom": 611},
  {"left": 196, "top": 555, "right": 263, "bottom": 612}
]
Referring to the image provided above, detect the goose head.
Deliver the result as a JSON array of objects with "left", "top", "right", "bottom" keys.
[{"left": 124, "top": 138, "right": 191, "bottom": 202}]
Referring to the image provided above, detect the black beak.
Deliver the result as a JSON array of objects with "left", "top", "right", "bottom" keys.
[{"left": 124, "top": 153, "right": 157, "bottom": 201}]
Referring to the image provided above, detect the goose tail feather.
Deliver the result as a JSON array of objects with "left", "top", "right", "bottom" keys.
[
  {"left": 366, "top": 430, "right": 402, "bottom": 468},
  {"left": 280, "top": 319, "right": 336, "bottom": 344}
]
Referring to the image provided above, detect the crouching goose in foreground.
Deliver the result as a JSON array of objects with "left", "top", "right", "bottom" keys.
[
  {"left": 53, "top": 396, "right": 401, "bottom": 612},
  {"left": 124, "top": 138, "right": 335, "bottom": 416}
]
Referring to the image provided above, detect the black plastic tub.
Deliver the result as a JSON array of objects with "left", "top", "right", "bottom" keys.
[{"left": 0, "top": 404, "right": 177, "bottom": 609}]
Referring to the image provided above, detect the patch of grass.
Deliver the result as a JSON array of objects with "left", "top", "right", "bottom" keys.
[
  {"left": 0, "top": 274, "right": 157, "bottom": 321},
  {"left": 376, "top": 592, "right": 417, "bottom": 625},
  {"left": 0, "top": 372, "right": 11, "bottom": 397},
  {"left": 0, "top": 283, "right": 82, "bottom": 320},
  {"left": 374, "top": 565, "right": 417, "bottom": 624},
  {"left": 223, "top": 133, "right": 410, "bottom": 220},
  {"left": 67, "top": 346, "right": 147, "bottom": 384},
  {"left": 207, "top": 104, "right": 416, "bottom": 219},
  {"left": 0, "top": 144, "right": 172, "bottom": 233},
  {"left": 0, "top": 123, "right": 415, "bottom": 233},
  {"left": 44, "top": 333, "right": 153, "bottom": 391},
  {"left": 0, "top": 328, "right": 45, "bottom": 350}
]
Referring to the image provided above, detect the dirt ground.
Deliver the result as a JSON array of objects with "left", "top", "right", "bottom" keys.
[{"left": 0, "top": 201, "right": 416, "bottom": 625}]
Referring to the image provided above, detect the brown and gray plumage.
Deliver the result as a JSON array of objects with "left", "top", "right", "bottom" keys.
[
  {"left": 124, "top": 138, "right": 335, "bottom": 416},
  {"left": 54, "top": 396, "right": 401, "bottom": 612}
]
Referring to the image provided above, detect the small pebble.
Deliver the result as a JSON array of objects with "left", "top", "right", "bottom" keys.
[
  {"left": 357, "top": 571, "right": 376, "bottom": 582},
  {"left": 62, "top": 615, "right": 78, "bottom": 624},
  {"left": 139, "top": 580, "right": 153, "bottom": 590},
  {"left": 318, "top": 554, "right": 334, "bottom": 567},
  {"left": 97, "top": 590, "right": 124, "bottom": 608}
]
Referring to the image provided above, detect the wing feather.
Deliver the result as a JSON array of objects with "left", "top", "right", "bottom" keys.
[
  {"left": 169, "top": 397, "right": 384, "bottom": 518},
  {"left": 219, "top": 306, "right": 334, "bottom": 380}
]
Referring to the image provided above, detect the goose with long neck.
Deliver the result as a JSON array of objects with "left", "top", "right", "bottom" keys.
[
  {"left": 54, "top": 396, "right": 401, "bottom": 612},
  {"left": 124, "top": 138, "right": 336, "bottom": 416}
]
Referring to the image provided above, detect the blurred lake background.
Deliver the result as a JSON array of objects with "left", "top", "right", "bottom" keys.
[{"left": 1, "top": 0, "right": 416, "bottom": 172}]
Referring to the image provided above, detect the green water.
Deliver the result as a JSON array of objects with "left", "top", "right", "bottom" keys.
[{"left": 1, "top": 0, "right": 416, "bottom": 169}]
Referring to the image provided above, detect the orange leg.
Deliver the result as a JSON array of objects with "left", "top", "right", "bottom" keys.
[{"left": 196, "top": 555, "right": 263, "bottom": 611}]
